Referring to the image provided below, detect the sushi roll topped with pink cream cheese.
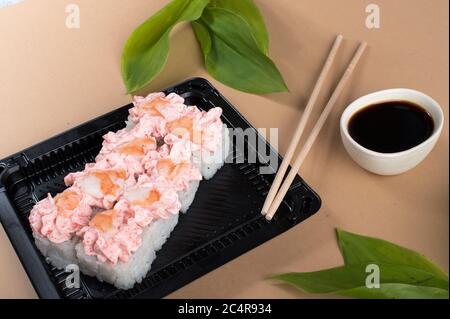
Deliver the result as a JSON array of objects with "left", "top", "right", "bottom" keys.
[
  {"left": 145, "top": 141, "right": 202, "bottom": 192},
  {"left": 115, "top": 175, "right": 181, "bottom": 227},
  {"left": 29, "top": 187, "right": 93, "bottom": 243},
  {"left": 64, "top": 163, "right": 134, "bottom": 209},
  {"left": 78, "top": 208, "right": 143, "bottom": 265},
  {"left": 96, "top": 127, "right": 158, "bottom": 177}
]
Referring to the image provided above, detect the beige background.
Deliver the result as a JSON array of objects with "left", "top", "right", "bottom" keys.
[{"left": 0, "top": 0, "right": 448, "bottom": 298}]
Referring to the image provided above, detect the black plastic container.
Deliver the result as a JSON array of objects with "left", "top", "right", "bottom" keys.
[{"left": 0, "top": 78, "right": 321, "bottom": 299}]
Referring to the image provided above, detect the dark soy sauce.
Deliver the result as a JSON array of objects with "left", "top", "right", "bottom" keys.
[{"left": 348, "top": 101, "right": 434, "bottom": 153}]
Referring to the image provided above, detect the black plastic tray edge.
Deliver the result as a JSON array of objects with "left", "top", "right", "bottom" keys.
[
  {"left": 0, "top": 189, "right": 60, "bottom": 298},
  {"left": 0, "top": 77, "right": 321, "bottom": 299}
]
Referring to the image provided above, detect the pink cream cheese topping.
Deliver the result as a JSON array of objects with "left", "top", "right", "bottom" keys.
[
  {"left": 79, "top": 208, "right": 143, "bottom": 265},
  {"left": 165, "top": 106, "right": 224, "bottom": 153},
  {"left": 99, "top": 128, "right": 157, "bottom": 158},
  {"left": 96, "top": 127, "right": 158, "bottom": 177},
  {"left": 144, "top": 142, "right": 202, "bottom": 191},
  {"left": 129, "top": 92, "right": 187, "bottom": 125},
  {"left": 29, "top": 187, "right": 93, "bottom": 243},
  {"left": 115, "top": 175, "right": 181, "bottom": 227},
  {"left": 130, "top": 92, "right": 223, "bottom": 154},
  {"left": 65, "top": 160, "right": 135, "bottom": 209},
  {"left": 130, "top": 114, "right": 167, "bottom": 139}
]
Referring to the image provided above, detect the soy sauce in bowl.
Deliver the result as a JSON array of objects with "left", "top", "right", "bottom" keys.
[{"left": 348, "top": 101, "right": 434, "bottom": 153}]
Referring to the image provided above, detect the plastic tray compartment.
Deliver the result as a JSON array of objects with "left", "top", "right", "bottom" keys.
[{"left": 0, "top": 78, "right": 321, "bottom": 299}]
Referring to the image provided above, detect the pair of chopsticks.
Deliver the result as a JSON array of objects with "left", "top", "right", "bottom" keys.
[{"left": 262, "top": 35, "right": 367, "bottom": 220}]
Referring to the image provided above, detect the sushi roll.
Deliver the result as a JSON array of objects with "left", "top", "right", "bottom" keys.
[
  {"left": 131, "top": 92, "right": 229, "bottom": 180},
  {"left": 115, "top": 175, "right": 180, "bottom": 227},
  {"left": 96, "top": 127, "right": 158, "bottom": 178},
  {"left": 145, "top": 140, "right": 202, "bottom": 213},
  {"left": 126, "top": 92, "right": 187, "bottom": 133},
  {"left": 76, "top": 184, "right": 180, "bottom": 289},
  {"left": 165, "top": 106, "right": 230, "bottom": 179},
  {"left": 75, "top": 208, "right": 144, "bottom": 288},
  {"left": 64, "top": 164, "right": 134, "bottom": 209},
  {"left": 29, "top": 187, "right": 93, "bottom": 269},
  {"left": 76, "top": 214, "right": 179, "bottom": 289}
]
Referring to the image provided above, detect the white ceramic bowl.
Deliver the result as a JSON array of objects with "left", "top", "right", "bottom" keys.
[{"left": 340, "top": 89, "right": 444, "bottom": 175}]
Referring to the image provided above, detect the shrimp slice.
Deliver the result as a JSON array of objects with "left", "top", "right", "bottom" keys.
[
  {"left": 78, "top": 169, "right": 127, "bottom": 208},
  {"left": 156, "top": 159, "right": 192, "bottom": 181},
  {"left": 122, "top": 187, "right": 162, "bottom": 226},
  {"left": 54, "top": 190, "right": 82, "bottom": 217},
  {"left": 89, "top": 209, "right": 117, "bottom": 233},
  {"left": 81, "top": 209, "right": 143, "bottom": 264},
  {"left": 166, "top": 115, "right": 204, "bottom": 143},
  {"left": 139, "top": 97, "right": 168, "bottom": 117},
  {"left": 96, "top": 134, "right": 157, "bottom": 178},
  {"left": 151, "top": 157, "right": 202, "bottom": 193},
  {"left": 130, "top": 93, "right": 187, "bottom": 124},
  {"left": 125, "top": 188, "right": 161, "bottom": 207},
  {"left": 115, "top": 174, "right": 181, "bottom": 226},
  {"left": 29, "top": 187, "right": 93, "bottom": 243},
  {"left": 117, "top": 137, "right": 156, "bottom": 157}
]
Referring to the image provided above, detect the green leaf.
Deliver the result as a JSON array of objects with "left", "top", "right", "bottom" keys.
[
  {"left": 273, "top": 263, "right": 448, "bottom": 295},
  {"left": 208, "top": 0, "right": 269, "bottom": 54},
  {"left": 273, "top": 267, "right": 365, "bottom": 294},
  {"left": 193, "top": 7, "right": 288, "bottom": 94},
  {"left": 337, "top": 229, "right": 449, "bottom": 280},
  {"left": 273, "top": 230, "right": 449, "bottom": 299},
  {"left": 121, "top": 0, "right": 210, "bottom": 93},
  {"left": 339, "top": 284, "right": 449, "bottom": 299},
  {"left": 191, "top": 20, "right": 211, "bottom": 55}
]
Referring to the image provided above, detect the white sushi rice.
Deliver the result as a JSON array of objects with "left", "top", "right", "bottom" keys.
[
  {"left": 178, "top": 180, "right": 200, "bottom": 213},
  {"left": 194, "top": 124, "right": 230, "bottom": 180},
  {"left": 125, "top": 115, "right": 135, "bottom": 131},
  {"left": 33, "top": 233, "right": 78, "bottom": 270},
  {"left": 75, "top": 214, "right": 179, "bottom": 290}
]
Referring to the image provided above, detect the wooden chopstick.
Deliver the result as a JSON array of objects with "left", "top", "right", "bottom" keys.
[
  {"left": 261, "top": 35, "right": 344, "bottom": 215},
  {"left": 265, "top": 42, "right": 368, "bottom": 221}
]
